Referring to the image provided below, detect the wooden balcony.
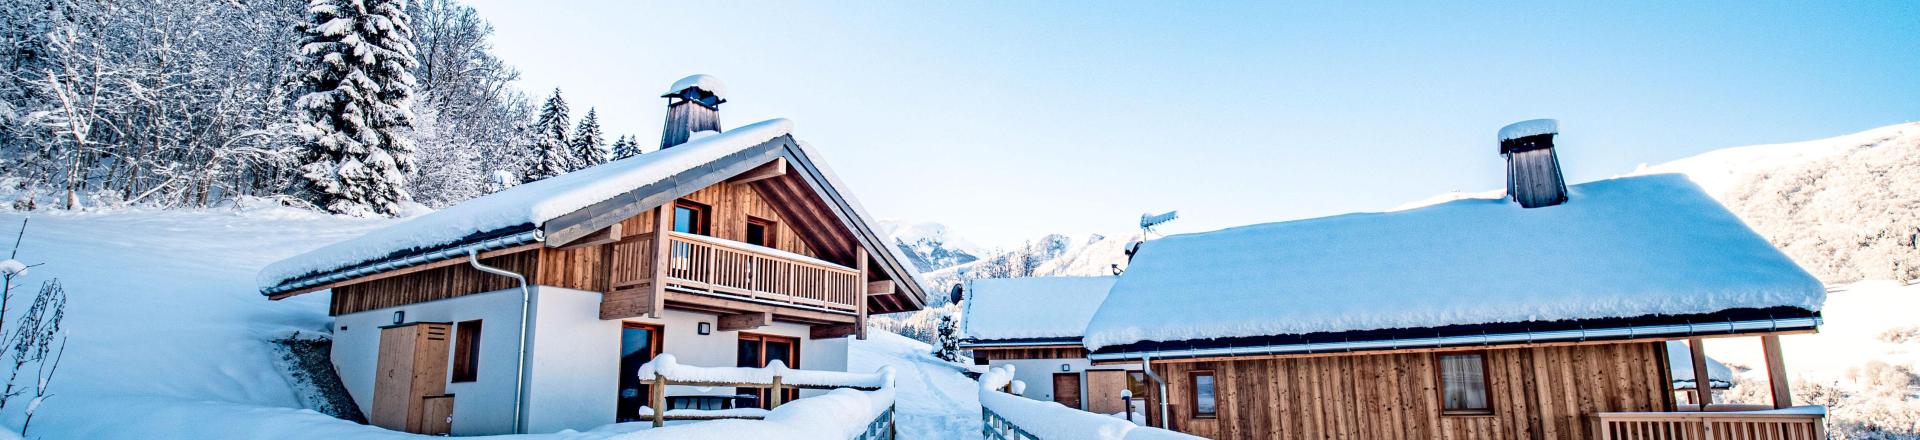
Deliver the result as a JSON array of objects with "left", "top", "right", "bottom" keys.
[
  {"left": 1596, "top": 407, "right": 1825, "bottom": 440},
  {"left": 604, "top": 231, "right": 865, "bottom": 324}
]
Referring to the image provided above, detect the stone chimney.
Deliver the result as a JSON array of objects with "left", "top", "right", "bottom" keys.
[
  {"left": 1497, "top": 119, "right": 1568, "bottom": 208},
  {"left": 659, "top": 74, "right": 726, "bottom": 149}
]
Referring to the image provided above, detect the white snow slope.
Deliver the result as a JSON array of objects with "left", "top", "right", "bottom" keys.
[{"left": 0, "top": 207, "right": 979, "bottom": 439}]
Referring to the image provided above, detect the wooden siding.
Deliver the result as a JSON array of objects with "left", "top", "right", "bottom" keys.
[
  {"left": 1151, "top": 342, "right": 1673, "bottom": 440},
  {"left": 331, "top": 252, "right": 538, "bottom": 316},
  {"left": 974, "top": 346, "right": 1089, "bottom": 362}
]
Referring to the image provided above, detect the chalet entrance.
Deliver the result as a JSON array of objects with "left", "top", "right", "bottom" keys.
[
  {"left": 371, "top": 322, "right": 455, "bottom": 435},
  {"left": 616, "top": 322, "right": 663, "bottom": 422},
  {"left": 1053, "top": 373, "right": 1083, "bottom": 408},
  {"left": 737, "top": 333, "right": 799, "bottom": 408}
]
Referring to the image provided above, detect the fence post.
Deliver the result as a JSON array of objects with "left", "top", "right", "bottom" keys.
[
  {"left": 770, "top": 374, "right": 784, "bottom": 408},
  {"left": 651, "top": 373, "right": 667, "bottom": 428}
]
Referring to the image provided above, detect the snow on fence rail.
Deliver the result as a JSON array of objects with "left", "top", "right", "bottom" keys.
[
  {"left": 633, "top": 354, "right": 896, "bottom": 437},
  {"left": 978, "top": 365, "right": 1201, "bottom": 440}
]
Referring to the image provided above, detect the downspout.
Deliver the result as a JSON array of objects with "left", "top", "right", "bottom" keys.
[
  {"left": 468, "top": 249, "right": 532, "bottom": 434},
  {"left": 1141, "top": 354, "right": 1170, "bottom": 430}
]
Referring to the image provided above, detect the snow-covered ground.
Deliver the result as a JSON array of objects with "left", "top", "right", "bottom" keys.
[{"left": 0, "top": 207, "right": 980, "bottom": 439}]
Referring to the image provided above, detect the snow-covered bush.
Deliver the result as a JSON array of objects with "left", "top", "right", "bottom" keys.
[
  {"left": 0, "top": 219, "right": 67, "bottom": 436},
  {"left": 932, "top": 314, "right": 962, "bottom": 362}
]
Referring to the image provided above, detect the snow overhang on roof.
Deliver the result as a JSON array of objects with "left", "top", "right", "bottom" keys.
[
  {"left": 257, "top": 119, "right": 927, "bottom": 310},
  {"left": 962, "top": 276, "right": 1116, "bottom": 342},
  {"left": 1083, "top": 174, "right": 1825, "bottom": 355}
]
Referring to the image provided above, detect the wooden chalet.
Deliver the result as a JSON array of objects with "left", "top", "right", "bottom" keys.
[
  {"left": 958, "top": 276, "right": 1146, "bottom": 417},
  {"left": 258, "top": 75, "right": 925, "bottom": 435},
  {"left": 1078, "top": 121, "right": 1830, "bottom": 440}
]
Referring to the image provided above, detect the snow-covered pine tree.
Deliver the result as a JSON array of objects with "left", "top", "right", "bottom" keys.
[
  {"left": 526, "top": 88, "right": 571, "bottom": 181},
  {"left": 293, "top": 0, "right": 421, "bottom": 216},
  {"left": 570, "top": 108, "right": 607, "bottom": 169},
  {"left": 611, "top": 135, "right": 641, "bottom": 160},
  {"left": 932, "top": 313, "right": 962, "bottom": 362}
]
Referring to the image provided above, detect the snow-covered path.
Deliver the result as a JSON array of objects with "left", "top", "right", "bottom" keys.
[{"left": 850, "top": 331, "right": 981, "bottom": 438}]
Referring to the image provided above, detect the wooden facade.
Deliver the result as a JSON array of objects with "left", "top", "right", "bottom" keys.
[
  {"left": 1145, "top": 342, "right": 1676, "bottom": 440},
  {"left": 971, "top": 346, "right": 1090, "bottom": 363}
]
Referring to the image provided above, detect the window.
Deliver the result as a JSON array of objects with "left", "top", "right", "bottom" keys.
[
  {"left": 745, "top": 217, "right": 775, "bottom": 247},
  {"left": 1188, "top": 371, "right": 1216, "bottom": 418},
  {"left": 737, "top": 333, "right": 800, "bottom": 408},
  {"left": 671, "top": 200, "right": 710, "bottom": 235},
  {"left": 1438, "top": 353, "right": 1491, "bottom": 414},
  {"left": 451, "top": 320, "right": 482, "bottom": 382}
]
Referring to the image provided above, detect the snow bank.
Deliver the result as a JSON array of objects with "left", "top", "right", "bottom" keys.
[
  {"left": 963, "top": 276, "right": 1116, "bottom": 340},
  {"left": 665, "top": 74, "right": 728, "bottom": 98},
  {"left": 258, "top": 119, "right": 794, "bottom": 289},
  {"left": 1666, "top": 341, "right": 1733, "bottom": 390},
  {"left": 979, "top": 365, "right": 1200, "bottom": 440},
  {"left": 1085, "top": 174, "right": 1824, "bottom": 350},
  {"left": 613, "top": 387, "right": 894, "bottom": 440},
  {"left": 637, "top": 354, "right": 894, "bottom": 389}
]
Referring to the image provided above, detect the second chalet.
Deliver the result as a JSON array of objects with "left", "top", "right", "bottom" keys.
[
  {"left": 258, "top": 75, "right": 926, "bottom": 436},
  {"left": 1079, "top": 120, "right": 1830, "bottom": 440}
]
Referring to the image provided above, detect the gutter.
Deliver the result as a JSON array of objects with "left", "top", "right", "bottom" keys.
[
  {"left": 1091, "top": 315, "right": 1821, "bottom": 362},
  {"left": 467, "top": 249, "right": 533, "bottom": 434},
  {"left": 261, "top": 229, "right": 542, "bottom": 296},
  {"left": 1140, "top": 354, "right": 1170, "bottom": 430}
]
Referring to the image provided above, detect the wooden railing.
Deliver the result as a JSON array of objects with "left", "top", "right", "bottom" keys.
[
  {"left": 983, "top": 406, "right": 1038, "bottom": 440},
  {"left": 613, "top": 231, "right": 863, "bottom": 313},
  {"left": 1596, "top": 409, "right": 1826, "bottom": 440}
]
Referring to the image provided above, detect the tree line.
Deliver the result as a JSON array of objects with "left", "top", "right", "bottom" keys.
[{"left": 0, "top": 0, "right": 636, "bottom": 216}]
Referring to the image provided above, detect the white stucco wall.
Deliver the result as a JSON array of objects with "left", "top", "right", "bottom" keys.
[
  {"left": 987, "top": 356, "right": 1139, "bottom": 411},
  {"left": 332, "top": 287, "right": 527, "bottom": 436},
  {"left": 331, "top": 285, "right": 857, "bottom": 435}
]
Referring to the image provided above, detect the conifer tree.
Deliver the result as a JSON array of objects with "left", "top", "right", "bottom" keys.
[
  {"left": 933, "top": 314, "right": 962, "bottom": 362},
  {"left": 526, "top": 88, "right": 571, "bottom": 181},
  {"left": 570, "top": 108, "right": 606, "bottom": 169},
  {"left": 293, "top": 0, "right": 420, "bottom": 216},
  {"left": 611, "top": 135, "right": 641, "bottom": 160}
]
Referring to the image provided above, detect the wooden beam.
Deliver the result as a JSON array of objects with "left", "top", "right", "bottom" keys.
[
  {"left": 648, "top": 208, "right": 672, "bottom": 319},
  {"left": 661, "top": 291, "right": 856, "bottom": 325},
  {"left": 867, "top": 280, "right": 895, "bottom": 296},
  {"left": 1762, "top": 335, "right": 1792, "bottom": 409},
  {"left": 1689, "top": 337, "right": 1714, "bottom": 408},
  {"left": 266, "top": 243, "right": 542, "bottom": 300},
  {"left": 727, "top": 157, "right": 787, "bottom": 184},
  {"left": 810, "top": 323, "right": 859, "bottom": 339},
  {"left": 856, "top": 248, "right": 868, "bottom": 340},
  {"left": 718, "top": 311, "right": 772, "bottom": 331},
  {"left": 600, "top": 283, "right": 658, "bottom": 320},
  {"left": 552, "top": 223, "right": 621, "bottom": 250}
]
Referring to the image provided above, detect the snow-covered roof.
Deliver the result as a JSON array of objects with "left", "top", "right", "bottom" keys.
[
  {"left": 258, "top": 119, "right": 794, "bottom": 289},
  {"left": 1666, "top": 341, "right": 1734, "bottom": 390},
  {"left": 963, "top": 276, "right": 1117, "bottom": 341},
  {"left": 1083, "top": 174, "right": 1824, "bottom": 351},
  {"left": 1498, "top": 118, "right": 1559, "bottom": 141},
  {"left": 666, "top": 74, "right": 728, "bottom": 98}
]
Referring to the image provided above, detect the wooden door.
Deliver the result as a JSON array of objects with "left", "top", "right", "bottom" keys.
[
  {"left": 1054, "top": 373, "right": 1083, "bottom": 409},
  {"left": 371, "top": 323, "right": 451, "bottom": 434},
  {"left": 420, "top": 395, "right": 455, "bottom": 435},
  {"left": 1086, "top": 370, "right": 1129, "bottom": 414}
]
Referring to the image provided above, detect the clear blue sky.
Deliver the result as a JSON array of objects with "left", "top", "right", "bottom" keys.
[{"left": 466, "top": 1, "right": 1919, "bottom": 247}]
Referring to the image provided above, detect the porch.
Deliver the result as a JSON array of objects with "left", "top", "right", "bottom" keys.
[
  {"left": 1595, "top": 335, "right": 1826, "bottom": 440},
  {"left": 600, "top": 229, "right": 882, "bottom": 335}
]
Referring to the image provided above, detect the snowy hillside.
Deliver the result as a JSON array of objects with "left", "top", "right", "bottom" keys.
[
  {"left": 1629, "top": 122, "right": 1920, "bottom": 284},
  {"left": 916, "top": 232, "right": 1135, "bottom": 298},
  {"left": 878, "top": 221, "right": 983, "bottom": 273}
]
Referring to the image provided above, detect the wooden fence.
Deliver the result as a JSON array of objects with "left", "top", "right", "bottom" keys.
[
  {"left": 983, "top": 406, "right": 1037, "bottom": 440},
  {"left": 1595, "top": 410, "right": 1826, "bottom": 440}
]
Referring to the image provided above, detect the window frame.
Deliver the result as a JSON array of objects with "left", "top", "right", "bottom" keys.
[
  {"left": 451, "top": 320, "right": 483, "bottom": 383},
  {"left": 745, "top": 217, "right": 777, "bottom": 248},
  {"left": 1187, "top": 370, "right": 1217, "bottom": 419},
  {"left": 738, "top": 332, "right": 802, "bottom": 408},
  {"left": 671, "top": 200, "right": 711, "bottom": 236},
  {"left": 1434, "top": 351, "right": 1496, "bottom": 416}
]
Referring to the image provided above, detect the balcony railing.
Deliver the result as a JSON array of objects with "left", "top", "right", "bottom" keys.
[
  {"left": 611, "top": 231, "right": 862, "bottom": 313},
  {"left": 1595, "top": 408, "right": 1826, "bottom": 440}
]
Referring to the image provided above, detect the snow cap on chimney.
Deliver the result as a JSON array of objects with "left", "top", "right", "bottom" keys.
[
  {"left": 660, "top": 74, "right": 727, "bottom": 149},
  {"left": 1497, "top": 119, "right": 1568, "bottom": 208}
]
